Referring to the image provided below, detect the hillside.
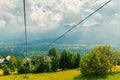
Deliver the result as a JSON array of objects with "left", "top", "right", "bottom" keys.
[
  {"left": 0, "top": 69, "right": 120, "bottom": 80},
  {"left": 0, "top": 69, "right": 80, "bottom": 80}
]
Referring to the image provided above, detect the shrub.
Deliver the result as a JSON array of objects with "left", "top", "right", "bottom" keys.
[
  {"left": 3, "top": 64, "right": 10, "bottom": 75},
  {"left": 7, "top": 62, "right": 16, "bottom": 72},
  {"left": 80, "top": 51, "right": 110, "bottom": 76},
  {"left": 0, "top": 63, "right": 3, "bottom": 69},
  {"left": 18, "top": 66, "right": 30, "bottom": 74},
  {"left": 34, "top": 59, "right": 46, "bottom": 73}
]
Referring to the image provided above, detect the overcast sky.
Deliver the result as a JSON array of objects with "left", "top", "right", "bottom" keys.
[{"left": 0, "top": 0, "right": 120, "bottom": 43}]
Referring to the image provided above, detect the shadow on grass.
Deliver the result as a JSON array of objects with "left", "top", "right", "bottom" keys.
[
  {"left": 74, "top": 74, "right": 107, "bottom": 80},
  {"left": 74, "top": 72, "right": 120, "bottom": 80},
  {"left": 107, "top": 71, "right": 120, "bottom": 76}
]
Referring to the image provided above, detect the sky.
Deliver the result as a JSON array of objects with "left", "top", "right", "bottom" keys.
[{"left": 0, "top": 0, "right": 120, "bottom": 45}]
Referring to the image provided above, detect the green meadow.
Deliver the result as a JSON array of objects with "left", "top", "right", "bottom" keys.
[{"left": 0, "top": 68, "right": 120, "bottom": 80}]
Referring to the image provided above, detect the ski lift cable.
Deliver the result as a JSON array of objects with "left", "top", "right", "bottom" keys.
[
  {"left": 23, "top": 0, "right": 28, "bottom": 57},
  {"left": 48, "top": 0, "right": 112, "bottom": 47}
]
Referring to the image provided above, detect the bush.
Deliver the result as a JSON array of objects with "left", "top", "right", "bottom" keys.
[
  {"left": 18, "top": 66, "right": 30, "bottom": 74},
  {"left": 34, "top": 59, "right": 46, "bottom": 73},
  {"left": 3, "top": 64, "right": 10, "bottom": 75},
  {"left": 16, "top": 56, "right": 23, "bottom": 69},
  {"left": 7, "top": 62, "right": 16, "bottom": 72},
  {"left": 80, "top": 51, "right": 110, "bottom": 76},
  {"left": 34, "top": 57, "right": 52, "bottom": 73},
  {"left": 0, "top": 63, "right": 3, "bottom": 69}
]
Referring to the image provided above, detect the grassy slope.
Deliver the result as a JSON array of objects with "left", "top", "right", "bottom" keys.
[
  {"left": 0, "top": 69, "right": 80, "bottom": 80},
  {"left": 0, "top": 68, "right": 120, "bottom": 80}
]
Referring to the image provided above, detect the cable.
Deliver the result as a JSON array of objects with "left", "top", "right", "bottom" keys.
[
  {"left": 23, "top": 0, "right": 28, "bottom": 57},
  {"left": 48, "top": 0, "right": 112, "bottom": 47}
]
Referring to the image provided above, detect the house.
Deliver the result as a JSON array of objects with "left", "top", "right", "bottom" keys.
[
  {"left": 0, "top": 58, "right": 5, "bottom": 63},
  {"left": 0, "top": 55, "right": 11, "bottom": 64}
]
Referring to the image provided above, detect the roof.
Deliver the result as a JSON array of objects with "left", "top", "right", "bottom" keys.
[
  {"left": 0, "top": 55, "right": 11, "bottom": 64},
  {"left": 0, "top": 58, "right": 5, "bottom": 63},
  {"left": 6, "top": 55, "right": 11, "bottom": 61}
]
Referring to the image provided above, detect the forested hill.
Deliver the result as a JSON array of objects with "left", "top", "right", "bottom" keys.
[
  {"left": 0, "top": 39, "right": 120, "bottom": 57},
  {"left": 0, "top": 40, "right": 91, "bottom": 57}
]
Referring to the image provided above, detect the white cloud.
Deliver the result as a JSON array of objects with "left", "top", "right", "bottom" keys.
[
  {"left": 0, "top": 20, "right": 6, "bottom": 27},
  {"left": 64, "top": 23, "right": 76, "bottom": 27},
  {"left": 28, "top": 0, "right": 82, "bottom": 31},
  {"left": 85, "top": 9, "right": 94, "bottom": 13},
  {"left": 63, "top": 0, "right": 82, "bottom": 13},
  {"left": 94, "top": 12, "right": 103, "bottom": 23},
  {"left": 0, "top": 0, "right": 17, "bottom": 10},
  {"left": 0, "top": 0, "right": 119, "bottom": 41},
  {"left": 110, "top": 13, "right": 120, "bottom": 25},
  {"left": 30, "top": 6, "right": 63, "bottom": 30}
]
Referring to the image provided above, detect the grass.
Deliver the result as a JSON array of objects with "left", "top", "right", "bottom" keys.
[
  {"left": 0, "top": 66, "right": 120, "bottom": 80},
  {"left": 74, "top": 72, "right": 120, "bottom": 80},
  {"left": 0, "top": 69, "right": 80, "bottom": 80}
]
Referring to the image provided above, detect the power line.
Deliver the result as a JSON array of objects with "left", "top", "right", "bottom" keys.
[
  {"left": 48, "top": 0, "right": 112, "bottom": 47},
  {"left": 23, "top": 0, "right": 28, "bottom": 57}
]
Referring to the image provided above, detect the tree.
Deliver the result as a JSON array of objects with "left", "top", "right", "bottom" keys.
[
  {"left": 0, "top": 56, "right": 2, "bottom": 69},
  {"left": 92, "top": 45, "right": 119, "bottom": 72},
  {"left": 18, "top": 66, "right": 30, "bottom": 74},
  {"left": 34, "top": 56, "right": 51, "bottom": 73},
  {"left": 9, "top": 55, "right": 17, "bottom": 65},
  {"left": 0, "top": 63, "right": 3, "bottom": 69},
  {"left": 8, "top": 62, "right": 16, "bottom": 73},
  {"left": 3, "top": 64, "right": 10, "bottom": 75},
  {"left": 16, "top": 56, "right": 23, "bottom": 69},
  {"left": 0, "top": 55, "right": 2, "bottom": 58},
  {"left": 75, "top": 52, "right": 81, "bottom": 68},
  {"left": 8, "top": 55, "right": 17, "bottom": 72},
  {"left": 48, "top": 48, "right": 59, "bottom": 57},
  {"left": 59, "top": 50, "right": 80, "bottom": 70},
  {"left": 59, "top": 49, "right": 68, "bottom": 70},
  {"left": 35, "top": 58, "right": 46, "bottom": 73},
  {"left": 43, "top": 56, "right": 51, "bottom": 72},
  {"left": 48, "top": 48, "right": 59, "bottom": 71},
  {"left": 80, "top": 50, "right": 110, "bottom": 76},
  {"left": 67, "top": 52, "right": 75, "bottom": 69},
  {"left": 51, "top": 56, "right": 59, "bottom": 71}
]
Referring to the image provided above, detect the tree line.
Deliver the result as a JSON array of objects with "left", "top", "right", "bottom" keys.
[
  {"left": 0, "top": 45, "right": 120, "bottom": 77},
  {"left": 0, "top": 48, "right": 81, "bottom": 75},
  {"left": 31, "top": 48, "right": 81, "bottom": 73}
]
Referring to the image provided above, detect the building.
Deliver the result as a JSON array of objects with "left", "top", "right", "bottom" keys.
[{"left": 0, "top": 55, "right": 11, "bottom": 64}]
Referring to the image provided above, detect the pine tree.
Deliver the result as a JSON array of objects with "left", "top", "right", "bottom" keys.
[
  {"left": 48, "top": 48, "right": 59, "bottom": 57},
  {"left": 48, "top": 48, "right": 59, "bottom": 71},
  {"left": 75, "top": 52, "right": 81, "bottom": 68},
  {"left": 51, "top": 56, "right": 59, "bottom": 71},
  {"left": 59, "top": 49, "right": 68, "bottom": 70}
]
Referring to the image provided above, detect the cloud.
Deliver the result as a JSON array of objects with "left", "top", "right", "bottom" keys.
[
  {"left": 30, "top": 6, "right": 63, "bottom": 30},
  {"left": 0, "top": 20, "right": 6, "bottom": 27},
  {"left": 0, "top": 0, "right": 16, "bottom": 10},
  {"left": 64, "top": 23, "right": 76, "bottom": 27},
  {"left": 28, "top": 0, "right": 82, "bottom": 31},
  {"left": 110, "top": 13, "right": 120, "bottom": 25},
  {"left": 0, "top": 0, "right": 24, "bottom": 30},
  {"left": 0, "top": 0, "right": 119, "bottom": 42}
]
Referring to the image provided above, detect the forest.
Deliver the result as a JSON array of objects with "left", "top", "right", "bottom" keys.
[{"left": 0, "top": 45, "right": 120, "bottom": 79}]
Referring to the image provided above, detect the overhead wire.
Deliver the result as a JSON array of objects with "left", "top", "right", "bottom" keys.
[
  {"left": 23, "top": 0, "right": 28, "bottom": 57},
  {"left": 48, "top": 0, "right": 112, "bottom": 47}
]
